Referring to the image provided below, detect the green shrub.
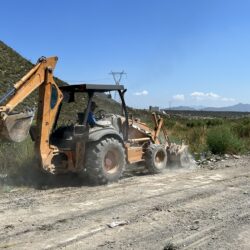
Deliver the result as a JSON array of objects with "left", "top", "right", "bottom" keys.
[
  {"left": 164, "top": 118, "right": 176, "bottom": 129},
  {"left": 186, "top": 127, "right": 207, "bottom": 153},
  {"left": 232, "top": 119, "right": 250, "bottom": 138},
  {"left": 206, "top": 126, "right": 244, "bottom": 154},
  {"left": 206, "top": 119, "right": 223, "bottom": 127},
  {"left": 0, "top": 139, "right": 34, "bottom": 175},
  {"left": 186, "top": 120, "right": 204, "bottom": 128}
]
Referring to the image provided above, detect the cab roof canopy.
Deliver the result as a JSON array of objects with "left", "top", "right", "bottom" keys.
[{"left": 59, "top": 84, "right": 125, "bottom": 93}]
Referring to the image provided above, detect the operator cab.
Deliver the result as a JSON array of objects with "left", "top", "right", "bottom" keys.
[{"left": 50, "top": 84, "right": 128, "bottom": 149}]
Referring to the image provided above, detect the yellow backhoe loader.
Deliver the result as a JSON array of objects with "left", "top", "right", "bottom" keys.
[{"left": 0, "top": 56, "right": 189, "bottom": 184}]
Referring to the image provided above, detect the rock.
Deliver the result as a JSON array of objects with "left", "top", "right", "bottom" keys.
[
  {"left": 190, "top": 224, "right": 199, "bottom": 230},
  {"left": 164, "top": 242, "right": 178, "bottom": 250},
  {"left": 215, "top": 156, "right": 222, "bottom": 161},
  {"left": 154, "top": 205, "right": 163, "bottom": 211},
  {"left": 107, "top": 220, "right": 129, "bottom": 228},
  {"left": 202, "top": 160, "right": 209, "bottom": 164},
  {"left": 4, "top": 224, "right": 14, "bottom": 230},
  {"left": 196, "top": 160, "right": 201, "bottom": 164},
  {"left": 208, "top": 165, "right": 215, "bottom": 170},
  {"left": 233, "top": 155, "right": 241, "bottom": 159}
]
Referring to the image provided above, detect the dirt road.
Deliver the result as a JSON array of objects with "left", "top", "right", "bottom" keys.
[{"left": 0, "top": 156, "right": 249, "bottom": 250}]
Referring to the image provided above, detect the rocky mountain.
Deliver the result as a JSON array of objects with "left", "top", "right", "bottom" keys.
[
  {"left": 202, "top": 103, "right": 250, "bottom": 112},
  {"left": 168, "top": 103, "right": 250, "bottom": 112},
  {"left": 168, "top": 106, "right": 196, "bottom": 111}
]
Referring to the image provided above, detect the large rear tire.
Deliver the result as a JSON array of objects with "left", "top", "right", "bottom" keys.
[
  {"left": 84, "top": 137, "right": 125, "bottom": 185},
  {"left": 145, "top": 144, "right": 167, "bottom": 174}
]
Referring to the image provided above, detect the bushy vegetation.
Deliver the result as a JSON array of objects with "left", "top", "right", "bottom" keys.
[
  {"left": 0, "top": 139, "right": 34, "bottom": 175},
  {"left": 1, "top": 40, "right": 250, "bottom": 176},
  {"left": 165, "top": 116, "right": 250, "bottom": 156},
  {"left": 207, "top": 126, "right": 244, "bottom": 154},
  {"left": 2, "top": 115, "right": 250, "bottom": 176}
]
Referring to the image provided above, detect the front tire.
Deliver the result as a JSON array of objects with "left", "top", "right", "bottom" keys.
[
  {"left": 84, "top": 137, "right": 125, "bottom": 185},
  {"left": 145, "top": 144, "right": 167, "bottom": 174}
]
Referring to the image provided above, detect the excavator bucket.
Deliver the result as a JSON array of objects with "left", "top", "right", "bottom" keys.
[
  {"left": 0, "top": 111, "right": 35, "bottom": 142},
  {"left": 168, "top": 143, "right": 194, "bottom": 168}
]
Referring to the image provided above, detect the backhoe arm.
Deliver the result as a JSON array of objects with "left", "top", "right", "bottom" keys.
[
  {"left": 0, "top": 56, "right": 64, "bottom": 172},
  {"left": 0, "top": 57, "right": 58, "bottom": 113}
]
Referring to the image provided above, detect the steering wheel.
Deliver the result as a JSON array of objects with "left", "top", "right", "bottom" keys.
[{"left": 95, "top": 109, "right": 107, "bottom": 120}]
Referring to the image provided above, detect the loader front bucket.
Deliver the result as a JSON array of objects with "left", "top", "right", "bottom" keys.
[
  {"left": 0, "top": 111, "right": 35, "bottom": 142},
  {"left": 168, "top": 143, "right": 195, "bottom": 168}
]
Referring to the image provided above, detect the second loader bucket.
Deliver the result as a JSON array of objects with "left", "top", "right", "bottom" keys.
[
  {"left": 168, "top": 143, "right": 195, "bottom": 168},
  {"left": 0, "top": 111, "right": 35, "bottom": 142}
]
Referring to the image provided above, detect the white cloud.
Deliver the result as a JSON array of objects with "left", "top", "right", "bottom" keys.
[
  {"left": 190, "top": 91, "right": 234, "bottom": 102},
  {"left": 190, "top": 91, "right": 205, "bottom": 97},
  {"left": 191, "top": 92, "right": 220, "bottom": 99},
  {"left": 221, "top": 97, "right": 236, "bottom": 102},
  {"left": 173, "top": 94, "right": 185, "bottom": 101},
  {"left": 134, "top": 90, "right": 148, "bottom": 96}
]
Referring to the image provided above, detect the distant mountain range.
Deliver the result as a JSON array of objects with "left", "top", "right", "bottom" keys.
[{"left": 167, "top": 103, "right": 250, "bottom": 112}]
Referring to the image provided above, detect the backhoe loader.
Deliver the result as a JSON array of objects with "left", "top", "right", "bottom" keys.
[{"left": 0, "top": 56, "right": 189, "bottom": 184}]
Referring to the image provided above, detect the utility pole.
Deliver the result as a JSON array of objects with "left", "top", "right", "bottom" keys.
[{"left": 110, "top": 71, "right": 126, "bottom": 100}]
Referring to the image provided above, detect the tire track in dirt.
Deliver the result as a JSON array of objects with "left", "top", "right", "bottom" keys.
[
  {"left": 0, "top": 165, "right": 249, "bottom": 249},
  {"left": 64, "top": 175, "right": 249, "bottom": 250}
]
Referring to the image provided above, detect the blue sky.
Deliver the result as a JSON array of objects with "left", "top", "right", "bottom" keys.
[{"left": 1, "top": 0, "right": 250, "bottom": 108}]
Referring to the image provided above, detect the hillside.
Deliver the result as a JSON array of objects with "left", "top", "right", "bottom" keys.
[
  {"left": 0, "top": 41, "right": 66, "bottom": 92},
  {"left": 0, "top": 41, "right": 68, "bottom": 111},
  {"left": 0, "top": 41, "right": 114, "bottom": 112},
  {"left": 0, "top": 41, "right": 33, "bottom": 94},
  {"left": 0, "top": 41, "right": 148, "bottom": 123}
]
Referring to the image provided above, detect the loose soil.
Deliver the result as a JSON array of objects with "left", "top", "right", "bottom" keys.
[{"left": 0, "top": 156, "right": 249, "bottom": 249}]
